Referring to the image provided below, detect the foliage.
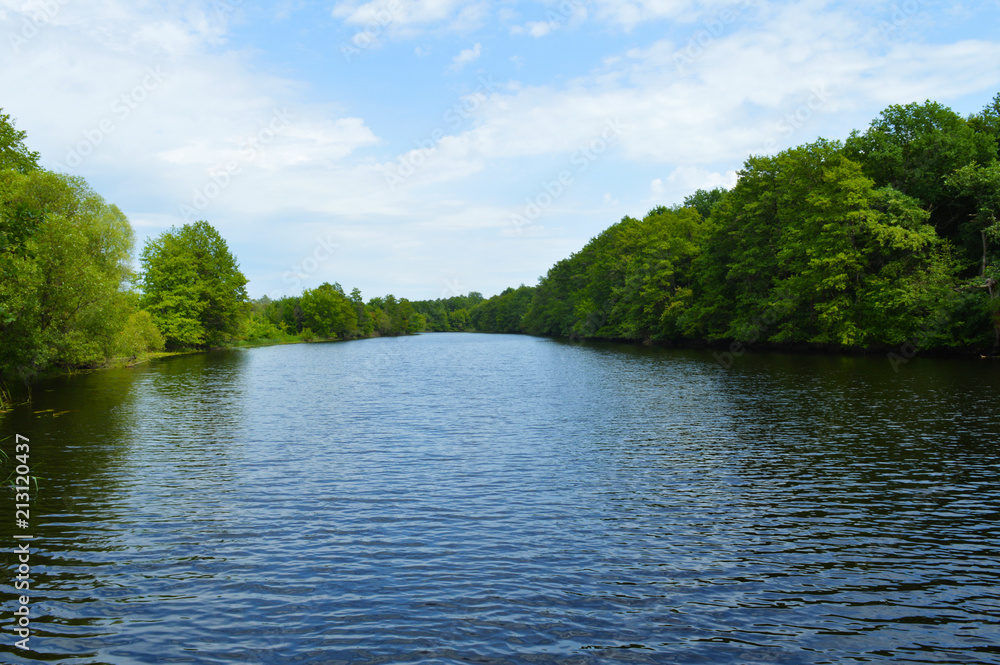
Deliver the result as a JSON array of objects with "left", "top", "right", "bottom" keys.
[
  {"left": 945, "top": 161, "right": 1000, "bottom": 346},
  {"left": 682, "top": 187, "right": 728, "bottom": 220},
  {"left": 521, "top": 206, "right": 704, "bottom": 340},
  {"left": 844, "top": 99, "right": 997, "bottom": 254},
  {"left": 509, "top": 134, "right": 979, "bottom": 351},
  {"left": 469, "top": 286, "right": 534, "bottom": 333},
  {"left": 0, "top": 110, "right": 39, "bottom": 174},
  {"left": 690, "top": 141, "right": 960, "bottom": 346},
  {"left": 300, "top": 282, "right": 358, "bottom": 338},
  {"left": 0, "top": 170, "right": 158, "bottom": 391},
  {"left": 139, "top": 221, "right": 249, "bottom": 349},
  {"left": 969, "top": 93, "right": 1000, "bottom": 159},
  {"left": 412, "top": 293, "right": 484, "bottom": 332}
]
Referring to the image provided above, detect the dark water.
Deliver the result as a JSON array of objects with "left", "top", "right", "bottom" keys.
[{"left": 1, "top": 333, "right": 999, "bottom": 664}]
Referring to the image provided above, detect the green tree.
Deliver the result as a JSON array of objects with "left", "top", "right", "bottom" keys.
[
  {"left": 349, "top": 287, "right": 374, "bottom": 336},
  {"left": 139, "top": 221, "right": 248, "bottom": 349},
  {"left": 969, "top": 93, "right": 1000, "bottom": 159},
  {"left": 1, "top": 170, "right": 149, "bottom": 390},
  {"left": 471, "top": 285, "right": 535, "bottom": 333},
  {"left": 682, "top": 187, "right": 728, "bottom": 220},
  {"left": 0, "top": 110, "right": 39, "bottom": 173},
  {"left": 300, "top": 282, "right": 356, "bottom": 338},
  {"left": 945, "top": 162, "right": 1000, "bottom": 348},
  {"left": 685, "top": 140, "right": 956, "bottom": 347},
  {"left": 844, "top": 100, "right": 997, "bottom": 247}
]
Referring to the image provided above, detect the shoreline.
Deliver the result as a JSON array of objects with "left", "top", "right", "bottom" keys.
[{"left": 3, "top": 330, "right": 993, "bottom": 412}]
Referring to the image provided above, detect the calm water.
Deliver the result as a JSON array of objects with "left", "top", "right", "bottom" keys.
[{"left": 1, "top": 333, "right": 999, "bottom": 664}]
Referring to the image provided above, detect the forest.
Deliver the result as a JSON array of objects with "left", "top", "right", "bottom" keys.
[
  {"left": 0, "top": 109, "right": 428, "bottom": 405},
  {"left": 473, "top": 94, "right": 1000, "bottom": 354},
  {"left": 1, "top": 93, "right": 998, "bottom": 404}
]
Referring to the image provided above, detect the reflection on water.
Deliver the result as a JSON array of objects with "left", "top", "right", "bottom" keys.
[{"left": 1, "top": 335, "right": 998, "bottom": 664}]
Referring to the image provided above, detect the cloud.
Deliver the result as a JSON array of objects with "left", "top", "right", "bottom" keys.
[
  {"left": 450, "top": 41, "right": 482, "bottom": 71},
  {"left": 2, "top": 0, "right": 998, "bottom": 301},
  {"left": 394, "top": 1, "right": 1000, "bottom": 174},
  {"left": 331, "top": 0, "right": 487, "bottom": 37},
  {"left": 512, "top": 20, "right": 555, "bottom": 37}
]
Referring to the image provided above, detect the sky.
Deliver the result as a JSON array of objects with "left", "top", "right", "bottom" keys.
[{"left": 1, "top": 0, "right": 999, "bottom": 301}]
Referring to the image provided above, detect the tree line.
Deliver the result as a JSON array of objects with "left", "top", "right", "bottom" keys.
[
  {"left": 2, "top": 92, "right": 997, "bottom": 404},
  {"left": 469, "top": 94, "right": 1000, "bottom": 354},
  {"left": 0, "top": 110, "right": 432, "bottom": 406}
]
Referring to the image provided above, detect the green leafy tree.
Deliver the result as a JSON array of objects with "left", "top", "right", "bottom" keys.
[
  {"left": 946, "top": 162, "right": 1000, "bottom": 347},
  {"left": 682, "top": 187, "right": 728, "bottom": 220},
  {"left": 685, "top": 140, "right": 956, "bottom": 346},
  {"left": 1, "top": 170, "right": 149, "bottom": 389},
  {"left": 264, "top": 295, "right": 304, "bottom": 333},
  {"left": 471, "top": 285, "right": 535, "bottom": 333},
  {"left": 300, "top": 282, "right": 356, "bottom": 338},
  {"left": 844, "top": 100, "right": 997, "bottom": 247},
  {"left": 0, "top": 109, "right": 39, "bottom": 173},
  {"left": 140, "top": 221, "right": 248, "bottom": 349},
  {"left": 969, "top": 93, "right": 1000, "bottom": 159}
]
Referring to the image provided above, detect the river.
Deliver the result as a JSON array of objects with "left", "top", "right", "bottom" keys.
[{"left": 1, "top": 333, "right": 998, "bottom": 664}]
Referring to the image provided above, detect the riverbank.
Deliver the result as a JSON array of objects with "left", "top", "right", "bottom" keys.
[{"left": 0, "top": 330, "right": 420, "bottom": 412}]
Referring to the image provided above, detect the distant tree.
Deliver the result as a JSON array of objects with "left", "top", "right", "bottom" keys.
[
  {"left": 139, "top": 221, "right": 248, "bottom": 349},
  {"left": 300, "top": 282, "right": 356, "bottom": 338},
  {"left": 349, "top": 287, "right": 374, "bottom": 336},
  {"left": 472, "top": 285, "right": 535, "bottom": 334}
]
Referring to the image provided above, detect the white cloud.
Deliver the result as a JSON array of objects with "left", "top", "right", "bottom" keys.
[
  {"left": 393, "top": 1, "right": 1000, "bottom": 176},
  {"left": 2, "top": 0, "right": 998, "bottom": 300},
  {"left": 332, "top": 0, "right": 487, "bottom": 37},
  {"left": 513, "top": 20, "right": 555, "bottom": 37},
  {"left": 449, "top": 41, "right": 482, "bottom": 71},
  {"left": 591, "top": 0, "right": 699, "bottom": 30}
]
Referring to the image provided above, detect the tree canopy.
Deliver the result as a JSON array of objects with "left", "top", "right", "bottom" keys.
[
  {"left": 0, "top": 109, "right": 40, "bottom": 174},
  {"left": 140, "top": 221, "right": 249, "bottom": 349},
  {"left": 472, "top": 93, "right": 1000, "bottom": 353},
  {"left": 0, "top": 170, "right": 160, "bottom": 391}
]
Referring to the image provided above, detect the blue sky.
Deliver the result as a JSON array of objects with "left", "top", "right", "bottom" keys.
[{"left": 2, "top": 0, "right": 999, "bottom": 301}]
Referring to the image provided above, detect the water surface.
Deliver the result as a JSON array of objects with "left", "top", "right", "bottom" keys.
[{"left": 1, "top": 334, "right": 998, "bottom": 663}]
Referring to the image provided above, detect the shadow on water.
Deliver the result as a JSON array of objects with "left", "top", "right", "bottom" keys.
[{"left": 0, "top": 351, "right": 250, "bottom": 664}]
